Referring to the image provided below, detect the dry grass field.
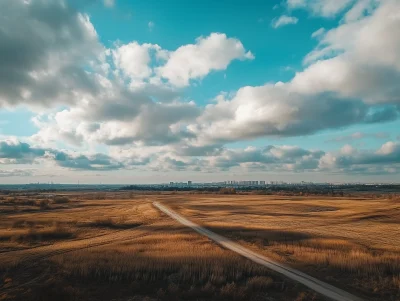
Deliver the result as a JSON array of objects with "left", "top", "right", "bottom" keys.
[
  {"left": 161, "top": 194, "right": 400, "bottom": 301},
  {"left": 0, "top": 191, "right": 324, "bottom": 301}
]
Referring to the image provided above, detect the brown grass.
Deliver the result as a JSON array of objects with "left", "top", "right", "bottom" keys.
[
  {"left": 0, "top": 192, "right": 323, "bottom": 301},
  {"left": 0, "top": 223, "right": 74, "bottom": 243},
  {"left": 48, "top": 223, "right": 319, "bottom": 301},
  {"left": 2, "top": 191, "right": 398, "bottom": 300},
  {"left": 163, "top": 194, "right": 400, "bottom": 300}
]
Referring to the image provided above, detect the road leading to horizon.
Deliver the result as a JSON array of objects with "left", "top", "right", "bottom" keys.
[{"left": 153, "top": 201, "right": 364, "bottom": 301}]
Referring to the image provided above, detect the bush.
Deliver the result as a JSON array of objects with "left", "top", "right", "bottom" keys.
[
  {"left": 38, "top": 199, "right": 50, "bottom": 210},
  {"left": 12, "top": 220, "right": 25, "bottom": 228},
  {"left": 53, "top": 196, "right": 70, "bottom": 204},
  {"left": 219, "top": 188, "right": 237, "bottom": 195},
  {"left": 11, "top": 223, "right": 74, "bottom": 242},
  {"left": 18, "top": 199, "right": 36, "bottom": 206},
  {"left": 92, "top": 218, "right": 114, "bottom": 227}
]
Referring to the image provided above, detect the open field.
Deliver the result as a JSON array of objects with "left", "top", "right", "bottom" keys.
[
  {"left": 160, "top": 194, "right": 400, "bottom": 301},
  {"left": 0, "top": 191, "right": 325, "bottom": 301}
]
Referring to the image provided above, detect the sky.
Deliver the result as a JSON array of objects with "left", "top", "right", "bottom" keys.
[{"left": 0, "top": 0, "right": 400, "bottom": 184}]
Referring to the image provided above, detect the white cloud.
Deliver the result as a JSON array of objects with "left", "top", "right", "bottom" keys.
[
  {"left": 29, "top": 31, "right": 255, "bottom": 149},
  {"left": 271, "top": 15, "right": 299, "bottom": 28},
  {"left": 188, "top": 83, "right": 396, "bottom": 145},
  {"left": 104, "top": 0, "right": 115, "bottom": 8},
  {"left": 1, "top": 0, "right": 400, "bottom": 180},
  {"left": 110, "top": 141, "right": 400, "bottom": 175},
  {"left": 311, "top": 27, "right": 326, "bottom": 38},
  {"left": 32, "top": 96, "right": 200, "bottom": 147},
  {"left": 344, "top": 0, "right": 379, "bottom": 22},
  {"left": 148, "top": 21, "right": 155, "bottom": 31},
  {"left": 0, "top": 138, "right": 123, "bottom": 170},
  {"left": 0, "top": 0, "right": 103, "bottom": 109},
  {"left": 112, "top": 42, "right": 160, "bottom": 81},
  {"left": 294, "top": 0, "right": 400, "bottom": 104},
  {"left": 156, "top": 33, "right": 254, "bottom": 87},
  {"left": 2, "top": 136, "right": 400, "bottom": 176},
  {"left": 287, "top": 0, "right": 354, "bottom": 17},
  {"left": 186, "top": 1, "right": 400, "bottom": 145}
]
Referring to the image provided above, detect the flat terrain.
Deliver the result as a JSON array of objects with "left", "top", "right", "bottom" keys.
[
  {"left": 0, "top": 191, "right": 325, "bottom": 301},
  {"left": 160, "top": 194, "right": 400, "bottom": 301}
]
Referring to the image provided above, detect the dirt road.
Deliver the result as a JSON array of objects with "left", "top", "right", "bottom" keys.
[{"left": 154, "top": 201, "right": 364, "bottom": 301}]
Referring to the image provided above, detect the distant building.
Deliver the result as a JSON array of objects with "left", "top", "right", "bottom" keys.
[
  {"left": 260, "top": 181, "right": 266, "bottom": 185},
  {"left": 188, "top": 181, "right": 192, "bottom": 186}
]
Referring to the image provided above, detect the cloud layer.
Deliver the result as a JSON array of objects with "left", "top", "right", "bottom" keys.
[
  {"left": 1, "top": 138, "right": 399, "bottom": 177},
  {"left": 0, "top": 0, "right": 399, "bottom": 179}
]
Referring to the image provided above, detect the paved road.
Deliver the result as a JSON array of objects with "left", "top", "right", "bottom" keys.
[{"left": 153, "top": 201, "right": 364, "bottom": 301}]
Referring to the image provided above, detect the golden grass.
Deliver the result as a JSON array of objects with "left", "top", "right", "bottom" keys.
[
  {"left": 48, "top": 222, "right": 320, "bottom": 301},
  {"left": 162, "top": 194, "right": 400, "bottom": 300},
  {"left": 0, "top": 194, "right": 157, "bottom": 256},
  {"left": 0, "top": 222, "right": 74, "bottom": 243},
  {"left": 0, "top": 192, "right": 322, "bottom": 301}
]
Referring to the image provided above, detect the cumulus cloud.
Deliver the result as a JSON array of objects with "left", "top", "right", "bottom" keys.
[
  {"left": 207, "top": 145, "right": 324, "bottom": 171},
  {"left": 112, "top": 42, "right": 161, "bottom": 81},
  {"left": 32, "top": 98, "right": 200, "bottom": 147},
  {"left": 296, "top": 1, "right": 400, "bottom": 105},
  {"left": 319, "top": 141, "right": 400, "bottom": 174},
  {"left": 0, "top": 0, "right": 399, "bottom": 180},
  {"left": 0, "top": 139, "right": 122, "bottom": 171},
  {"left": 188, "top": 85, "right": 397, "bottom": 145},
  {"left": 187, "top": 0, "right": 400, "bottom": 145},
  {"left": 51, "top": 152, "right": 123, "bottom": 171},
  {"left": 304, "top": 1, "right": 400, "bottom": 71},
  {"left": 156, "top": 33, "right": 254, "bottom": 87},
  {"left": 29, "top": 32, "right": 255, "bottom": 147},
  {"left": 0, "top": 0, "right": 103, "bottom": 109},
  {"left": 1, "top": 138, "right": 400, "bottom": 176},
  {"left": 0, "top": 138, "right": 45, "bottom": 164},
  {"left": 271, "top": 15, "right": 299, "bottom": 28}
]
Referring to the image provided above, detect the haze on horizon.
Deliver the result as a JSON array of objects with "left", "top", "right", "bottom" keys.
[{"left": 1, "top": 0, "right": 400, "bottom": 184}]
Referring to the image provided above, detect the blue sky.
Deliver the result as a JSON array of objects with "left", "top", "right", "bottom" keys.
[{"left": 0, "top": 0, "right": 399, "bottom": 183}]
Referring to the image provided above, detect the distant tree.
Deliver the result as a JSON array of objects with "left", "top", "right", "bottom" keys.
[{"left": 219, "top": 188, "right": 236, "bottom": 195}]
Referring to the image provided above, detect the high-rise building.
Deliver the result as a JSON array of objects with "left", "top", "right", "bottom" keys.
[{"left": 188, "top": 181, "right": 192, "bottom": 186}]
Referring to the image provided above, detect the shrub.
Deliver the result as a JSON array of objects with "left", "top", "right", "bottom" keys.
[
  {"left": 53, "top": 196, "right": 70, "bottom": 204},
  {"left": 12, "top": 220, "right": 25, "bottom": 228},
  {"left": 18, "top": 199, "right": 36, "bottom": 206},
  {"left": 92, "top": 218, "right": 114, "bottom": 227},
  {"left": 219, "top": 188, "right": 237, "bottom": 195},
  {"left": 38, "top": 199, "right": 50, "bottom": 210}
]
